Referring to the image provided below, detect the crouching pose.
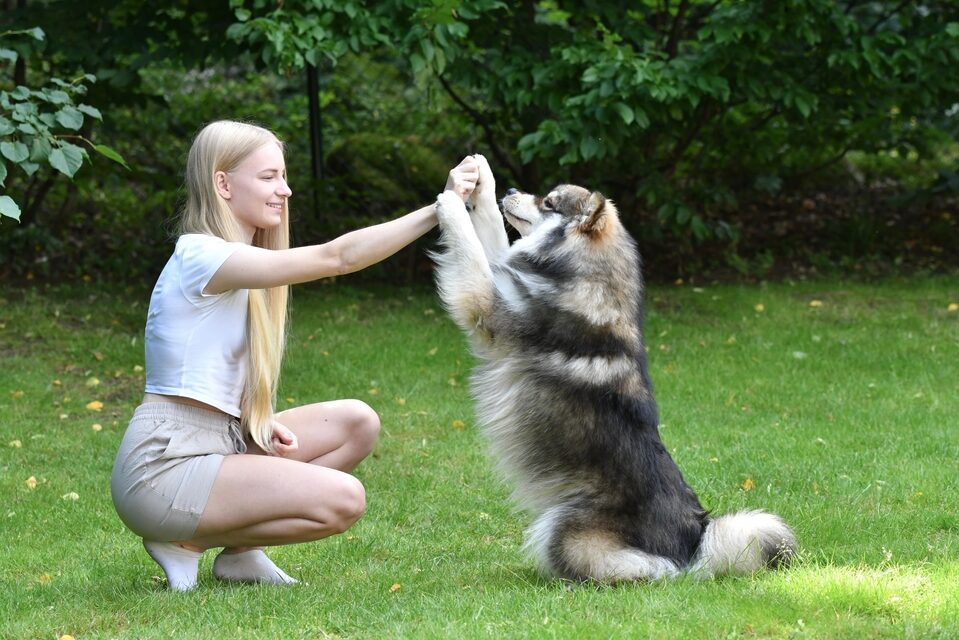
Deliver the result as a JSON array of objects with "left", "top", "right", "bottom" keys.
[
  {"left": 431, "top": 156, "right": 796, "bottom": 581},
  {"left": 111, "top": 120, "right": 479, "bottom": 590}
]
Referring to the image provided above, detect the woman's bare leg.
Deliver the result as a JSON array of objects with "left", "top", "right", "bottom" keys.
[{"left": 151, "top": 399, "right": 381, "bottom": 587}]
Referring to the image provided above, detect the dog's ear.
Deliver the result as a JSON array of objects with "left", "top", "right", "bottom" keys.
[{"left": 578, "top": 191, "right": 612, "bottom": 236}]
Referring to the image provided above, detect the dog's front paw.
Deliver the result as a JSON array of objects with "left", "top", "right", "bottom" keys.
[
  {"left": 435, "top": 190, "right": 469, "bottom": 226},
  {"left": 469, "top": 154, "right": 496, "bottom": 208}
]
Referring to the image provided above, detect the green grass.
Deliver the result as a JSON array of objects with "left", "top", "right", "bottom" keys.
[{"left": 1, "top": 277, "right": 958, "bottom": 639}]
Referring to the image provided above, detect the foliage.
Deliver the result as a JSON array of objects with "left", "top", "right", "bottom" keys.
[
  {"left": 0, "top": 27, "right": 127, "bottom": 224},
  {"left": 2, "top": 1, "right": 958, "bottom": 283}
]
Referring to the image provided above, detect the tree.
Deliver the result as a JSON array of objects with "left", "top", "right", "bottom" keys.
[{"left": 0, "top": 27, "right": 126, "bottom": 224}]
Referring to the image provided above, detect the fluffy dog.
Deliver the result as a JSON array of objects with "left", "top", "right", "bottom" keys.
[{"left": 431, "top": 156, "right": 796, "bottom": 582}]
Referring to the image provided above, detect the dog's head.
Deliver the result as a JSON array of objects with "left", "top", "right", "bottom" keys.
[{"left": 501, "top": 184, "right": 618, "bottom": 241}]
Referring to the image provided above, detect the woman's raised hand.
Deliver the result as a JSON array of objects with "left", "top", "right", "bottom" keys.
[{"left": 444, "top": 155, "right": 480, "bottom": 202}]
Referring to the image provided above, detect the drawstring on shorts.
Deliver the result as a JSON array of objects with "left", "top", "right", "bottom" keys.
[{"left": 228, "top": 417, "right": 247, "bottom": 454}]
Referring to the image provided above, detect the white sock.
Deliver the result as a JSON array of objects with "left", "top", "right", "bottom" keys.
[
  {"left": 142, "top": 540, "right": 203, "bottom": 592},
  {"left": 212, "top": 549, "right": 298, "bottom": 585}
]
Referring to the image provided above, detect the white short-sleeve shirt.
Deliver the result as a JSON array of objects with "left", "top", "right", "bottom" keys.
[{"left": 144, "top": 233, "right": 248, "bottom": 416}]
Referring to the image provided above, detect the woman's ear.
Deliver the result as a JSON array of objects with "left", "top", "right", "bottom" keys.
[{"left": 213, "top": 170, "right": 232, "bottom": 200}]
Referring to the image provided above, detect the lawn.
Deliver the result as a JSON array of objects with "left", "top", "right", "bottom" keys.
[{"left": 1, "top": 276, "right": 957, "bottom": 639}]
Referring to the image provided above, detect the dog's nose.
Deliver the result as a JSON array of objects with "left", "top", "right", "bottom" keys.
[{"left": 505, "top": 188, "right": 519, "bottom": 196}]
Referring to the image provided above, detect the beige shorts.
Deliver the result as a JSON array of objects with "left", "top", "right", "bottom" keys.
[{"left": 110, "top": 402, "right": 247, "bottom": 541}]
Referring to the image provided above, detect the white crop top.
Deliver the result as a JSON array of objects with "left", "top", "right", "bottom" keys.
[{"left": 144, "top": 233, "right": 248, "bottom": 416}]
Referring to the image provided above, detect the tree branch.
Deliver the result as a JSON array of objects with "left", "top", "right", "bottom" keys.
[{"left": 436, "top": 74, "right": 526, "bottom": 188}]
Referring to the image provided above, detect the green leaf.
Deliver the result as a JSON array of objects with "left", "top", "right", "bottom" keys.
[
  {"left": 0, "top": 195, "right": 21, "bottom": 223},
  {"left": 614, "top": 102, "right": 634, "bottom": 125},
  {"left": 0, "top": 117, "right": 15, "bottom": 136},
  {"left": 55, "top": 106, "right": 84, "bottom": 130},
  {"left": 48, "top": 143, "right": 85, "bottom": 178},
  {"left": 0, "top": 48, "right": 18, "bottom": 63},
  {"left": 93, "top": 144, "right": 130, "bottom": 170},
  {"left": 77, "top": 104, "right": 103, "bottom": 120},
  {"left": 1, "top": 141, "right": 29, "bottom": 163},
  {"left": 0, "top": 161, "right": 6, "bottom": 186}
]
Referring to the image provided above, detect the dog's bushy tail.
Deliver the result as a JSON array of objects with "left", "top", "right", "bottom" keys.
[{"left": 689, "top": 510, "right": 796, "bottom": 578}]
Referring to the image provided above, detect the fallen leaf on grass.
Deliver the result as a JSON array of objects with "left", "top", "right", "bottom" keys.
[
  {"left": 85, "top": 376, "right": 100, "bottom": 387},
  {"left": 809, "top": 300, "right": 823, "bottom": 308},
  {"left": 37, "top": 573, "right": 52, "bottom": 583},
  {"left": 9, "top": 440, "right": 21, "bottom": 448},
  {"left": 741, "top": 478, "right": 756, "bottom": 491},
  {"left": 86, "top": 400, "right": 103, "bottom": 411},
  {"left": 389, "top": 582, "right": 402, "bottom": 593},
  {"left": 754, "top": 303, "right": 765, "bottom": 313},
  {"left": 948, "top": 303, "right": 958, "bottom": 313},
  {"left": 25, "top": 476, "right": 38, "bottom": 489},
  {"left": 452, "top": 420, "right": 466, "bottom": 429},
  {"left": 61, "top": 492, "right": 80, "bottom": 501},
  {"left": 91, "top": 423, "right": 102, "bottom": 432},
  {"left": 11, "top": 390, "right": 24, "bottom": 399}
]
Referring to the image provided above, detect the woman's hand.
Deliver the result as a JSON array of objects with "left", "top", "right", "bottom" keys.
[
  {"left": 270, "top": 420, "right": 299, "bottom": 457},
  {"left": 444, "top": 155, "right": 480, "bottom": 202}
]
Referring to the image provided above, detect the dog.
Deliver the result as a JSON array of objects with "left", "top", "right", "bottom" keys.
[{"left": 430, "top": 155, "right": 796, "bottom": 582}]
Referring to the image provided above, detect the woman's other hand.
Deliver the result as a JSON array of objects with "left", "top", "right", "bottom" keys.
[{"left": 270, "top": 420, "right": 299, "bottom": 456}]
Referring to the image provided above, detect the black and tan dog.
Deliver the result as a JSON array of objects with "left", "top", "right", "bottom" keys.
[{"left": 431, "top": 155, "right": 796, "bottom": 582}]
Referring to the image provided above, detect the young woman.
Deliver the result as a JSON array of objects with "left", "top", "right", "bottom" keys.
[{"left": 111, "top": 120, "right": 479, "bottom": 591}]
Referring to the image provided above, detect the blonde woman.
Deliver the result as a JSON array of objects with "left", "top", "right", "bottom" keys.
[{"left": 111, "top": 120, "right": 479, "bottom": 591}]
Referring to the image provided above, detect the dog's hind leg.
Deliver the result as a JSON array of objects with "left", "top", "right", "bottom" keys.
[
  {"left": 432, "top": 190, "right": 497, "bottom": 343},
  {"left": 525, "top": 505, "right": 681, "bottom": 583},
  {"left": 467, "top": 154, "right": 509, "bottom": 263}
]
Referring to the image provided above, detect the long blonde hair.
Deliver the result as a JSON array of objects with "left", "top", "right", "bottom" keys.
[{"left": 179, "top": 120, "right": 289, "bottom": 453}]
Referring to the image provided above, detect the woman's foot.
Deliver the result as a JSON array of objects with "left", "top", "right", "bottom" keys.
[
  {"left": 212, "top": 548, "right": 298, "bottom": 585},
  {"left": 142, "top": 540, "right": 203, "bottom": 592}
]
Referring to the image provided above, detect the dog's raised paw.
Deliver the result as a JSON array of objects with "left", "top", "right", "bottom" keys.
[{"left": 435, "top": 190, "right": 468, "bottom": 224}]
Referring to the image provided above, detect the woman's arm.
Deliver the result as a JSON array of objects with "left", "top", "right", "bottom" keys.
[{"left": 205, "top": 156, "right": 479, "bottom": 293}]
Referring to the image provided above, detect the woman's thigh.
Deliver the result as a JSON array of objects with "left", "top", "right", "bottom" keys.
[
  {"left": 194, "top": 453, "right": 365, "bottom": 541},
  {"left": 256, "top": 399, "right": 380, "bottom": 471}
]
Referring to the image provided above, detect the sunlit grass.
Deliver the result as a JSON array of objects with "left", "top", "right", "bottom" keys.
[{"left": 1, "top": 276, "right": 957, "bottom": 638}]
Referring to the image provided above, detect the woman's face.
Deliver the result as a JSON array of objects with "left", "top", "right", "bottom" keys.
[{"left": 216, "top": 142, "right": 292, "bottom": 240}]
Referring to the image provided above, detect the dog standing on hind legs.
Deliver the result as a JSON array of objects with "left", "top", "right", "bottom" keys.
[{"left": 431, "top": 155, "right": 797, "bottom": 582}]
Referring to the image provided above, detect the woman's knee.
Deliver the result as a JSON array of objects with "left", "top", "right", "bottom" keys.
[
  {"left": 345, "top": 399, "right": 380, "bottom": 453},
  {"left": 323, "top": 474, "right": 366, "bottom": 534}
]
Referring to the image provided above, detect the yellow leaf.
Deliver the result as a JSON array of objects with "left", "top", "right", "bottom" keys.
[
  {"left": 85, "top": 376, "right": 100, "bottom": 387},
  {"left": 86, "top": 400, "right": 104, "bottom": 411},
  {"left": 37, "top": 573, "right": 52, "bottom": 583},
  {"left": 452, "top": 420, "right": 466, "bottom": 429},
  {"left": 91, "top": 423, "right": 103, "bottom": 432},
  {"left": 9, "top": 440, "right": 22, "bottom": 448},
  {"left": 11, "top": 390, "right": 24, "bottom": 398},
  {"left": 133, "top": 365, "right": 144, "bottom": 373},
  {"left": 61, "top": 492, "right": 80, "bottom": 501},
  {"left": 25, "top": 476, "right": 38, "bottom": 489},
  {"left": 754, "top": 304, "right": 765, "bottom": 313},
  {"left": 389, "top": 582, "right": 402, "bottom": 593},
  {"left": 742, "top": 478, "right": 755, "bottom": 491},
  {"left": 52, "top": 379, "right": 62, "bottom": 386},
  {"left": 59, "top": 635, "right": 76, "bottom": 640},
  {"left": 809, "top": 300, "right": 823, "bottom": 308},
  {"left": 427, "top": 347, "right": 438, "bottom": 356},
  {"left": 285, "top": 397, "right": 295, "bottom": 404},
  {"left": 948, "top": 303, "right": 958, "bottom": 313},
  {"left": 396, "top": 398, "right": 406, "bottom": 406},
  {"left": 368, "top": 388, "right": 380, "bottom": 396}
]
